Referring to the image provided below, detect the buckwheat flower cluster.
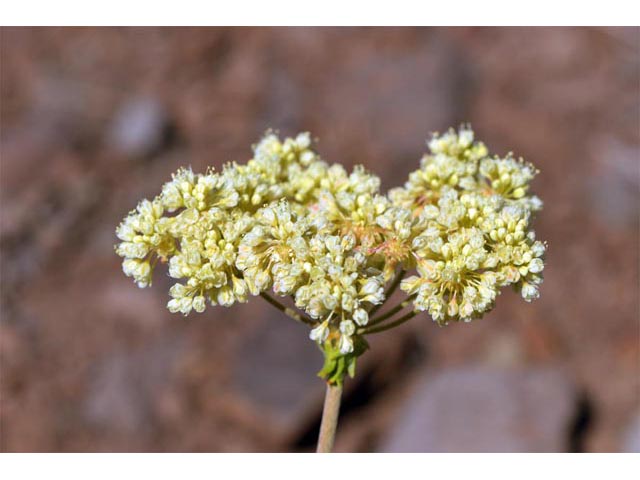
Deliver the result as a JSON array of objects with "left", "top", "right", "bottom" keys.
[
  {"left": 116, "top": 126, "right": 546, "bottom": 384},
  {"left": 393, "top": 126, "right": 546, "bottom": 324}
]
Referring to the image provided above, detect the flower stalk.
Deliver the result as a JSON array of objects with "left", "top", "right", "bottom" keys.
[
  {"left": 367, "top": 294, "right": 417, "bottom": 327},
  {"left": 361, "top": 310, "right": 418, "bottom": 335},
  {"left": 259, "top": 291, "right": 315, "bottom": 326},
  {"left": 316, "top": 382, "right": 343, "bottom": 453}
]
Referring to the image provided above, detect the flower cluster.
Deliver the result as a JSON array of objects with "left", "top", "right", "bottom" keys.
[
  {"left": 391, "top": 127, "right": 545, "bottom": 324},
  {"left": 116, "top": 126, "right": 546, "bottom": 382}
]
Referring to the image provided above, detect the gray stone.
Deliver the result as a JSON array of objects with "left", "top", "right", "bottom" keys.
[
  {"left": 622, "top": 412, "right": 640, "bottom": 453},
  {"left": 232, "top": 314, "right": 324, "bottom": 436},
  {"left": 257, "top": 68, "right": 303, "bottom": 134},
  {"left": 381, "top": 366, "right": 577, "bottom": 452},
  {"left": 589, "top": 136, "right": 640, "bottom": 229},
  {"left": 309, "top": 38, "right": 466, "bottom": 188},
  {"left": 84, "top": 337, "right": 183, "bottom": 432},
  {"left": 107, "top": 96, "right": 169, "bottom": 157}
]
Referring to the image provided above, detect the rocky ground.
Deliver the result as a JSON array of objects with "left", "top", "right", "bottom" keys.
[{"left": 1, "top": 27, "right": 638, "bottom": 452}]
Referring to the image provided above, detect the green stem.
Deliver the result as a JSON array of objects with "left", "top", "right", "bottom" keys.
[
  {"left": 260, "top": 292, "right": 315, "bottom": 326},
  {"left": 367, "top": 293, "right": 416, "bottom": 327},
  {"left": 316, "top": 382, "right": 343, "bottom": 453},
  {"left": 368, "top": 269, "right": 406, "bottom": 317},
  {"left": 360, "top": 310, "right": 418, "bottom": 335}
]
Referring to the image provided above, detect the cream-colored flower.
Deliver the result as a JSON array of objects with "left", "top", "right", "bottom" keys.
[
  {"left": 115, "top": 197, "right": 176, "bottom": 287},
  {"left": 236, "top": 200, "right": 311, "bottom": 296},
  {"left": 116, "top": 126, "right": 545, "bottom": 360}
]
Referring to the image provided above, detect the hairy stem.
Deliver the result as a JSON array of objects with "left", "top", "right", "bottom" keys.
[
  {"left": 316, "top": 382, "right": 343, "bottom": 453},
  {"left": 259, "top": 292, "right": 315, "bottom": 326},
  {"left": 368, "top": 269, "right": 406, "bottom": 317},
  {"left": 360, "top": 310, "right": 418, "bottom": 335}
]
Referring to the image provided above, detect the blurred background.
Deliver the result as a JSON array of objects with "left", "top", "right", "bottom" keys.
[{"left": 0, "top": 27, "right": 638, "bottom": 452}]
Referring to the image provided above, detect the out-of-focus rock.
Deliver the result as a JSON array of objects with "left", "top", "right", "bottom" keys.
[
  {"left": 623, "top": 412, "right": 640, "bottom": 453},
  {"left": 84, "top": 338, "right": 183, "bottom": 433},
  {"left": 107, "top": 96, "right": 170, "bottom": 157},
  {"left": 257, "top": 68, "right": 303, "bottom": 133},
  {"left": 303, "top": 37, "right": 466, "bottom": 188},
  {"left": 482, "top": 331, "right": 525, "bottom": 367},
  {"left": 231, "top": 313, "right": 324, "bottom": 440},
  {"left": 589, "top": 136, "right": 640, "bottom": 229},
  {"left": 380, "top": 366, "right": 577, "bottom": 452}
]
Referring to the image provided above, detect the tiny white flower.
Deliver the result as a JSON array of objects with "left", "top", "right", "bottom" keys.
[
  {"left": 309, "top": 321, "right": 330, "bottom": 343},
  {"left": 353, "top": 309, "right": 369, "bottom": 327}
]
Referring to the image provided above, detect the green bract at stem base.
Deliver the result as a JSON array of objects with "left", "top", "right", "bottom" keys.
[{"left": 317, "top": 336, "right": 369, "bottom": 386}]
